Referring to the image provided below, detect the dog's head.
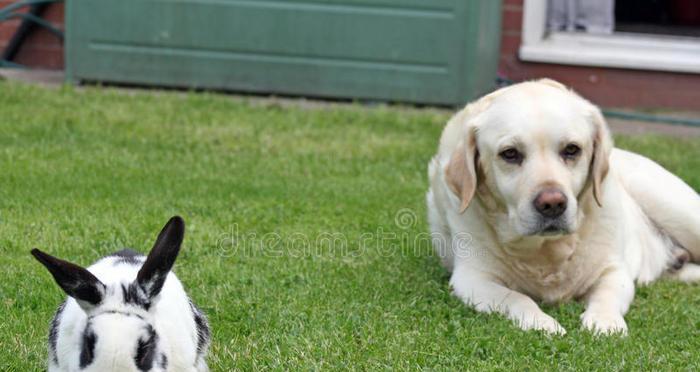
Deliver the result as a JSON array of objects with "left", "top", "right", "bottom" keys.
[{"left": 446, "top": 79, "right": 612, "bottom": 240}]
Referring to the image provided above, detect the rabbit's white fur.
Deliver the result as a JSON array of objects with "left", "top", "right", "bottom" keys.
[
  {"left": 50, "top": 253, "right": 208, "bottom": 372},
  {"left": 35, "top": 217, "right": 209, "bottom": 372}
]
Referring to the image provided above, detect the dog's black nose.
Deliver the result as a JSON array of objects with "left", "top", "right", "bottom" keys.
[{"left": 534, "top": 189, "right": 568, "bottom": 218}]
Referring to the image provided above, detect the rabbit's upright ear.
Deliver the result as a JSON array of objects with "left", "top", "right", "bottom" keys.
[
  {"left": 31, "top": 249, "right": 106, "bottom": 311},
  {"left": 136, "top": 216, "right": 185, "bottom": 300}
]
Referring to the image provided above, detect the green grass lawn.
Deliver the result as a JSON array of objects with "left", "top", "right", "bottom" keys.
[{"left": 1, "top": 81, "right": 699, "bottom": 371}]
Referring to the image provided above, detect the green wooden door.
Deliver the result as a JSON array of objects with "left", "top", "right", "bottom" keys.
[{"left": 66, "top": 0, "right": 502, "bottom": 105}]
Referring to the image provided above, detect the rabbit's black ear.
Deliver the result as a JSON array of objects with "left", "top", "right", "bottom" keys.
[
  {"left": 136, "top": 216, "right": 184, "bottom": 300},
  {"left": 31, "top": 249, "right": 106, "bottom": 309}
]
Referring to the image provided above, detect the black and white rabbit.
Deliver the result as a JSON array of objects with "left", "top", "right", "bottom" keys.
[{"left": 31, "top": 216, "right": 210, "bottom": 372}]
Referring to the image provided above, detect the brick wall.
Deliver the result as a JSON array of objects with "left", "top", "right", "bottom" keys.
[
  {"left": 0, "top": 0, "right": 64, "bottom": 69},
  {"left": 499, "top": 0, "right": 700, "bottom": 110},
  {"left": 0, "top": 1, "right": 698, "bottom": 109}
]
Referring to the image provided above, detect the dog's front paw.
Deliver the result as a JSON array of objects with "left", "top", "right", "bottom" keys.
[
  {"left": 517, "top": 312, "right": 567, "bottom": 335},
  {"left": 580, "top": 310, "right": 627, "bottom": 335}
]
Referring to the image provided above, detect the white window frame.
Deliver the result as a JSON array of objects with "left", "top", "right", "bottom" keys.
[{"left": 519, "top": 0, "right": 700, "bottom": 74}]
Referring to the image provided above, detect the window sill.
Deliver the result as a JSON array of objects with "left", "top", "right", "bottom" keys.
[{"left": 519, "top": 32, "right": 700, "bottom": 74}]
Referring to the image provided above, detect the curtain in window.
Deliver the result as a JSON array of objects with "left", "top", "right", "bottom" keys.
[{"left": 548, "top": 0, "right": 615, "bottom": 34}]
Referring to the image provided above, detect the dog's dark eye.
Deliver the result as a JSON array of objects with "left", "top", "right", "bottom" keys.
[
  {"left": 499, "top": 148, "right": 523, "bottom": 165},
  {"left": 561, "top": 144, "right": 581, "bottom": 159}
]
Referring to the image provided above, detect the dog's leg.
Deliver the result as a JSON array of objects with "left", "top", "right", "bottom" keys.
[
  {"left": 450, "top": 265, "right": 566, "bottom": 335},
  {"left": 580, "top": 267, "right": 634, "bottom": 335}
]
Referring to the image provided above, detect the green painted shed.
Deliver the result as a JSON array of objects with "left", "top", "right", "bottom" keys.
[{"left": 66, "top": 0, "right": 502, "bottom": 105}]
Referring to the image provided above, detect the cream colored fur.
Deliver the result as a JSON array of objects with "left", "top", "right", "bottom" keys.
[{"left": 426, "top": 79, "right": 700, "bottom": 335}]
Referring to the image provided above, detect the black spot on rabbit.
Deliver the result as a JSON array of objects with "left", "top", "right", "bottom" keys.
[
  {"left": 190, "top": 300, "right": 211, "bottom": 354},
  {"left": 110, "top": 249, "right": 144, "bottom": 266},
  {"left": 48, "top": 301, "right": 66, "bottom": 364},
  {"left": 121, "top": 282, "right": 151, "bottom": 310},
  {"left": 79, "top": 325, "right": 97, "bottom": 368},
  {"left": 135, "top": 325, "right": 158, "bottom": 371}
]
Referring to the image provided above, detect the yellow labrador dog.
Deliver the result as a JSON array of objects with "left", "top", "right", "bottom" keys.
[{"left": 427, "top": 79, "right": 700, "bottom": 335}]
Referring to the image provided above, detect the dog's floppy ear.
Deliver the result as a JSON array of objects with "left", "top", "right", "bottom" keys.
[
  {"left": 588, "top": 107, "right": 613, "bottom": 207},
  {"left": 446, "top": 127, "right": 479, "bottom": 214}
]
